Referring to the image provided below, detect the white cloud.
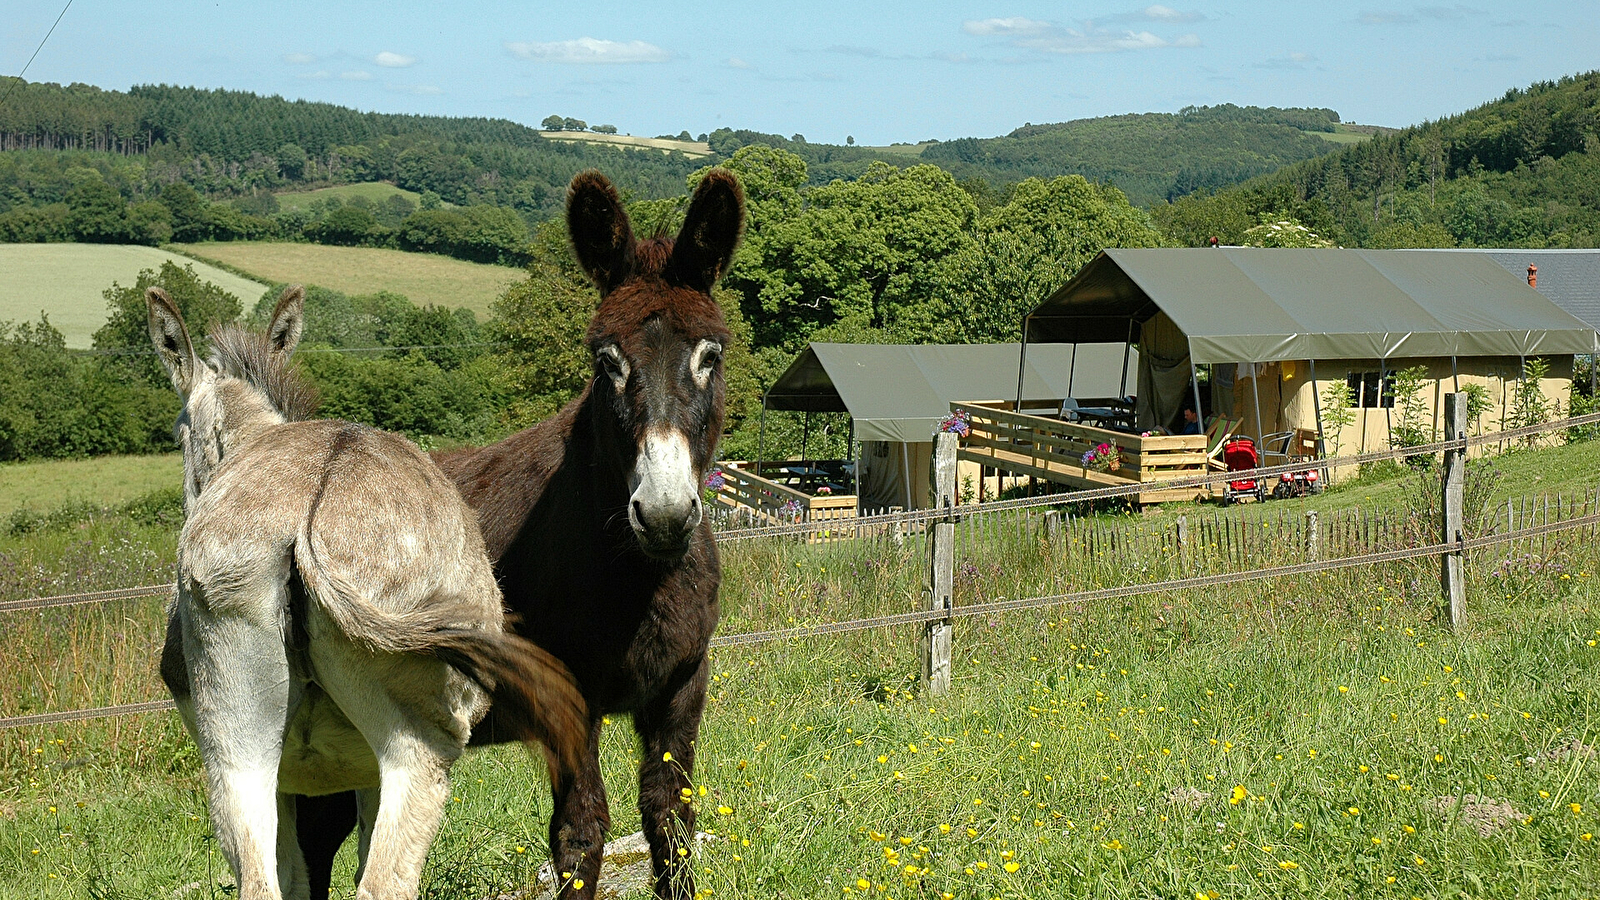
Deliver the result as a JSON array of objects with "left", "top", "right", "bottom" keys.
[
  {"left": 283, "top": 52, "right": 317, "bottom": 65},
  {"left": 964, "top": 14, "right": 1202, "bottom": 54},
  {"left": 340, "top": 70, "right": 373, "bottom": 81},
  {"left": 727, "top": 57, "right": 753, "bottom": 69},
  {"left": 1255, "top": 51, "right": 1317, "bottom": 70},
  {"left": 374, "top": 51, "right": 417, "bottom": 68},
  {"left": 505, "top": 37, "right": 670, "bottom": 64},
  {"left": 1359, "top": 10, "right": 1419, "bottom": 24},
  {"left": 298, "top": 70, "right": 331, "bottom": 80},
  {"left": 962, "top": 17, "right": 1053, "bottom": 37},
  {"left": 1139, "top": 5, "right": 1205, "bottom": 22},
  {"left": 386, "top": 83, "right": 442, "bottom": 95}
]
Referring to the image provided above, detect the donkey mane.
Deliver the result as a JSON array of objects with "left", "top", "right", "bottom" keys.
[
  {"left": 586, "top": 237, "right": 728, "bottom": 343},
  {"left": 207, "top": 322, "right": 320, "bottom": 422}
]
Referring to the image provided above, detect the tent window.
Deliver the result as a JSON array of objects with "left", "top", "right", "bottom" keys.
[{"left": 1347, "top": 372, "right": 1395, "bottom": 408}]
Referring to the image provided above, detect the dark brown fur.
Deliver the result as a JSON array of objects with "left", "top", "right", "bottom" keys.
[{"left": 299, "top": 169, "right": 744, "bottom": 900}]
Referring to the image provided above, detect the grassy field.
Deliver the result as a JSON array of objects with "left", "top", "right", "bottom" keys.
[
  {"left": 274, "top": 182, "right": 425, "bottom": 212},
  {"left": 539, "top": 132, "right": 711, "bottom": 157},
  {"left": 4, "top": 442, "right": 1599, "bottom": 898},
  {"left": 168, "top": 242, "right": 524, "bottom": 318},
  {"left": 0, "top": 245, "right": 269, "bottom": 347},
  {"left": 0, "top": 453, "right": 180, "bottom": 519}
]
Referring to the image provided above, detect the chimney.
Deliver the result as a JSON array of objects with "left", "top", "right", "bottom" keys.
[{"left": 1527, "top": 264, "right": 1538, "bottom": 289}]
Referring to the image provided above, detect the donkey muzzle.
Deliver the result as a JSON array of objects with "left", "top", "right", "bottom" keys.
[{"left": 628, "top": 427, "right": 703, "bottom": 557}]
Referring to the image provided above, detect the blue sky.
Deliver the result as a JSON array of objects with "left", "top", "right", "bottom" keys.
[{"left": 6, "top": 1, "right": 1597, "bottom": 144}]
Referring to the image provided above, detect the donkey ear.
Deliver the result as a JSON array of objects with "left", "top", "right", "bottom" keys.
[
  {"left": 566, "top": 170, "right": 636, "bottom": 295},
  {"left": 146, "top": 287, "right": 198, "bottom": 394},
  {"left": 669, "top": 169, "right": 745, "bottom": 292},
  {"left": 266, "top": 285, "right": 306, "bottom": 357}
]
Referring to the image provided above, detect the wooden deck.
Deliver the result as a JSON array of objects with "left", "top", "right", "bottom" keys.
[
  {"left": 709, "top": 461, "right": 861, "bottom": 540},
  {"left": 953, "top": 400, "right": 1211, "bottom": 505}
]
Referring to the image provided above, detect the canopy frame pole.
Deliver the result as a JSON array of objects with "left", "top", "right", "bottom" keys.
[
  {"left": 1310, "top": 358, "right": 1329, "bottom": 484},
  {"left": 1378, "top": 355, "right": 1390, "bottom": 454},
  {"left": 801, "top": 411, "right": 810, "bottom": 461},
  {"left": 1119, "top": 319, "right": 1134, "bottom": 401},
  {"left": 1189, "top": 351, "right": 1204, "bottom": 434},
  {"left": 847, "top": 417, "right": 855, "bottom": 496},
  {"left": 1451, "top": 355, "right": 1459, "bottom": 393},
  {"left": 1014, "top": 315, "right": 1030, "bottom": 419},
  {"left": 1250, "top": 363, "right": 1265, "bottom": 454},
  {"left": 757, "top": 394, "right": 768, "bottom": 467},
  {"left": 1067, "top": 343, "right": 1077, "bottom": 398},
  {"left": 901, "top": 442, "right": 913, "bottom": 510}
]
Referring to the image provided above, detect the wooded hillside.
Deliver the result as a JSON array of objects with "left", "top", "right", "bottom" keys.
[{"left": 1155, "top": 72, "right": 1600, "bottom": 249}]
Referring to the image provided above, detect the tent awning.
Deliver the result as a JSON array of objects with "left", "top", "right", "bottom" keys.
[
  {"left": 766, "top": 342, "right": 1137, "bottom": 444},
  {"left": 1025, "top": 248, "right": 1599, "bottom": 364}
]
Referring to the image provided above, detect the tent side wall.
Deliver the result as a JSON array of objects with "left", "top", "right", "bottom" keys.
[{"left": 1222, "top": 356, "right": 1574, "bottom": 482}]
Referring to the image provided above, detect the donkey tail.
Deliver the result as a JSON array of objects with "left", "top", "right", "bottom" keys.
[{"left": 291, "top": 542, "right": 587, "bottom": 771}]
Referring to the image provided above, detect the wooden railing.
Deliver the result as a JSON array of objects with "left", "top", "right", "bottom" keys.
[
  {"left": 709, "top": 462, "right": 861, "bottom": 540},
  {"left": 952, "top": 400, "right": 1210, "bottom": 504}
]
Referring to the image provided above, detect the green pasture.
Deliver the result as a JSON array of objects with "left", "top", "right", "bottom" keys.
[
  {"left": 0, "top": 245, "right": 268, "bottom": 347},
  {"left": 274, "top": 182, "right": 425, "bottom": 213},
  {"left": 0, "top": 453, "right": 180, "bottom": 519},
  {"left": 168, "top": 242, "right": 523, "bottom": 319},
  {"left": 3, "top": 443, "right": 1599, "bottom": 898}
]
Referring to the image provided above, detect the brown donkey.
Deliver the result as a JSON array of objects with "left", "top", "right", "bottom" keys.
[
  {"left": 150, "top": 287, "right": 586, "bottom": 900},
  {"left": 298, "top": 169, "right": 744, "bottom": 899}
]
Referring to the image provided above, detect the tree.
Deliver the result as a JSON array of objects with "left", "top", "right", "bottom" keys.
[
  {"left": 733, "top": 161, "right": 979, "bottom": 348},
  {"left": 95, "top": 262, "right": 243, "bottom": 387},
  {"left": 592, "top": 124, "right": 618, "bottom": 135},
  {"left": 562, "top": 117, "right": 587, "bottom": 132},
  {"left": 311, "top": 205, "right": 384, "bottom": 246},
  {"left": 160, "top": 182, "right": 209, "bottom": 241},
  {"left": 489, "top": 226, "right": 598, "bottom": 425},
  {"left": 541, "top": 115, "right": 565, "bottom": 131},
  {"left": 846, "top": 135, "right": 855, "bottom": 145},
  {"left": 66, "top": 178, "right": 130, "bottom": 243},
  {"left": 277, "top": 143, "right": 308, "bottom": 180},
  {"left": 944, "top": 176, "right": 1164, "bottom": 343}
]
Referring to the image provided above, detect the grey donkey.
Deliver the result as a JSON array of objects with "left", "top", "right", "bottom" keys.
[{"left": 149, "top": 286, "right": 587, "bottom": 900}]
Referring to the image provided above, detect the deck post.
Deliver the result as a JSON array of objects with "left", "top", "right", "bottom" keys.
[
  {"left": 1441, "top": 393, "right": 1467, "bottom": 628},
  {"left": 923, "top": 432, "right": 957, "bottom": 696}
]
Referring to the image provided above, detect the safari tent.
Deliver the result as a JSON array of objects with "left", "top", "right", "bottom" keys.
[
  {"left": 724, "top": 342, "right": 1136, "bottom": 512},
  {"left": 954, "top": 248, "right": 1596, "bottom": 493}
]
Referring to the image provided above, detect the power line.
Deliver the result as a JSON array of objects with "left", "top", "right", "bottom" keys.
[{"left": 0, "top": 0, "right": 75, "bottom": 110}]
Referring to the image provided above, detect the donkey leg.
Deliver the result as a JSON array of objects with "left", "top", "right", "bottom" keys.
[
  {"left": 548, "top": 715, "right": 608, "bottom": 900},
  {"left": 296, "top": 792, "right": 358, "bottom": 900},
  {"left": 634, "top": 660, "right": 710, "bottom": 900},
  {"left": 277, "top": 793, "right": 311, "bottom": 900},
  {"left": 181, "top": 605, "right": 292, "bottom": 900},
  {"left": 352, "top": 787, "right": 380, "bottom": 888}
]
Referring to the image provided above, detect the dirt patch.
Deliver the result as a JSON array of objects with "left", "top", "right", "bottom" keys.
[
  {"left": 1530, "top": 736, "right": 1598, "bottom": 764},
  {"left": 488, "top": 831, "right": 716, "bottom": 900},
  {"left": 1163, "top": 786, "right": 1212, "bottom": 810},
  {"left": 1427, "top": 794, "right": 1525, "bottom": 836}
]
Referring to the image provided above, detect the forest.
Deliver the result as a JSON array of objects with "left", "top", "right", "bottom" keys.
[
  {"left": 3, "top": 72, "right": 1599, "bottom": 465},
  {"left": 1154, "top": 72, "right": 1600, "bottom": 249}
]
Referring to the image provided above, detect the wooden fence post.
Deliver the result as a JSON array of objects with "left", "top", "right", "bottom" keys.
[
  {"left": 1441, "top": 393, "right": 1467, "bottom": 628},
  {"left": 924, "top": 432, "right": 956, "bottom": 696},
  {"left": 1306, "top": 510, "right": 1320, "bottom": 561}
]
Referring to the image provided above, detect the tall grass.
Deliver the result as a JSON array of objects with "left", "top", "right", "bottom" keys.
[{"left": 3, "top": 464, "right": 1599, "bottom": 898}]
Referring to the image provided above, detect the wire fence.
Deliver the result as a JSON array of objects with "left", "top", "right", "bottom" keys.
[{"left": 5, "top": 410, "right": 1600, "bottom": 731}]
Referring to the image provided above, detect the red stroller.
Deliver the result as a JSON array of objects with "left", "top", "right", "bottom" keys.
[{"left": 1221, "top": 436, "right": 1266, "bottom": 505}]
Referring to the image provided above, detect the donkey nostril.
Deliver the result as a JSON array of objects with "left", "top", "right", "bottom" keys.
[{"left": 632, "top": 500, "right": 646, "bottom": 527}]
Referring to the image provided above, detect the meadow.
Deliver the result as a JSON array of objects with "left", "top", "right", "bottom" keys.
[
  {"left": 538, "top": 132, "right": 712, "bottom": 158},
  {"left": 3, "top": 445, "right": 1599, "bottom": 899},
  {"left": 0, "top": 245, "right": 267, "bottom": 347},
  {"left": 274, "top": 182, "right": 425, "bottom": 213},
  {"left": 0, "top": 453, "right": 179, "bottom": 519},
  {"left": 168, "top": 242, "right": 524, "bottom": 319}
]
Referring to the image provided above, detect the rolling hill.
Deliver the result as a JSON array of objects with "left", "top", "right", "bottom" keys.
[
  {"left": 1153, "top": 71, "right": 1600, "bottom": 249},
  {"left": 0, "top": 244, "right": 267, "bottom": 346}
]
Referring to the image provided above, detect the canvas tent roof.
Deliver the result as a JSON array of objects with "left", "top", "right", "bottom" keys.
[
  {"left": 766, "top": 342, "right": 1137, "bottom": 444},
  {"left": 1025, "top": 248, "right": 1598, "bottom": 364}
]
